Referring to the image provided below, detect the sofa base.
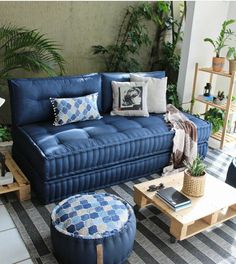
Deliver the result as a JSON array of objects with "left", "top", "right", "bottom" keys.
[{"left": 12, "top": 142, "right": 208, "bottom": 204}]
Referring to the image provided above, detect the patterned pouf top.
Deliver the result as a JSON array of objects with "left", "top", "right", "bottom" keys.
[{"left": 51, "top": 193, "right": 133, "bottom": 239}]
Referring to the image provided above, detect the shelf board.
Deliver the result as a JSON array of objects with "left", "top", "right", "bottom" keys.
[
  {"left": 211, "top": 130, "right": 236, "bottom": 143},
  {"left": 195, "top": 96, "right": 236, "bottom": 112},
  {"left": 199, "top": 67, "right": 233, "bottom": 78}
]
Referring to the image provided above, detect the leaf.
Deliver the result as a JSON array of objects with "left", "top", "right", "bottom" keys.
[
  {"left": 204, "top": 38, "right": 216, "bottom": 48},
  {"left": 0, "top": 25, "right": 65, "bottom": 78}
]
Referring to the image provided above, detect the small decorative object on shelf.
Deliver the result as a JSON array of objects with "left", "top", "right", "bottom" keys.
[
  {"left": 182, "top": 155, "right": 206, "bottom": 197},
  {"left": 213, "top": 91, "right": 226, "bottom": 105},
  {"left": 204, "top": 82, "right": 212, "bottom": 96}
]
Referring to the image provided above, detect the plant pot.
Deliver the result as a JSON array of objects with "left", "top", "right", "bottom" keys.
[
  {"left": 0, "top": 141, "right": 13, "bottom": 153},
  {"left": 213, "top": 98, "right": 226, "bottom": 105},
  {"left": 182, "top": 169, "right": 206, "bottom": 197},
  {"left": 212, "top": 57, "right": 225, "bottom": 72},
  {"left": 229, "top": 60, "right": 236, "bottom": 74}
]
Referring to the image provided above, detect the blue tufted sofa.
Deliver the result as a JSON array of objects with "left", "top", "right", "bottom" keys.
[{"left": 8, "top": 72, "right": 211, "bottom": 204}]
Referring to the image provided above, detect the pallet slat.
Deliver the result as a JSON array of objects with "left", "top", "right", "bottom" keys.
[
  {"left": 211, "top": 130, "right": 236, "bottom": 143},
  {"left": 0, "top": 151, "right": 30, "bottom": 201}
]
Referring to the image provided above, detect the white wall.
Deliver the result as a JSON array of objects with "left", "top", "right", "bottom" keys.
[
  {"left": 216, "top": 1, "right": 236, "bottom": 98},
  {"left": 178, "top": 1, "right": 230, "bottom": 113}
]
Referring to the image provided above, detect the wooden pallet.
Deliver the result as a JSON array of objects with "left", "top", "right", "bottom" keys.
[
  {"left": 0, "top": 152, "right": 30, "bottom": 201},
  {"left": 134, "top": 173, "right": 236, "bottom": 242}
]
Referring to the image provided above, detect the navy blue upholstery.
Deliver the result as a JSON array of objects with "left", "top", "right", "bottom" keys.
[
  {"left": 8, "top": 73, "right": 102, "bottom": 126},
  {"left": 9, "top": 72, "right": 211, "bottom": 204},
  {"left": 51, "top": 193, "right": 136, "bottom": 264}
]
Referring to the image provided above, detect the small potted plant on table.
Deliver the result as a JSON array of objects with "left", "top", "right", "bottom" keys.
[
  {"left": 204, "top": 19, "right": 235, "bottom": 72},
  {"left": 182, "top": 155, "right": 206, "bottom": 197}
]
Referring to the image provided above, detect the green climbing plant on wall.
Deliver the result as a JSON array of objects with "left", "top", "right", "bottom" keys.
[
  {"left": 92, "top": 3, "right": 153, "bottom": 72},
  {"left": 92, "top": 1, "right": 186, "bottom": 107}
]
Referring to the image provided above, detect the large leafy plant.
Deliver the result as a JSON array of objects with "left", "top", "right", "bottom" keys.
[
  {"left": 92, "top": 3, "right": 153, "bottom": 72},
  {"left": 0, "top": 25, "right": 65, "bottom": 80},
  {"left": 204, "top": 19, "right": 235, "bottom": 58},
  {"left": 92, "top": 1, "right": 185, "bottom": 108},
  {"left": 150, "top": 2, "right": 185, "bottom": 85},
  {"left": 204, "top": 108, "right": 224, "bottom": 134}
]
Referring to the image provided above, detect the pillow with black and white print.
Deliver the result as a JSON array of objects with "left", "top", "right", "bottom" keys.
[{"left": 111, "top": 81, "right": 149, "bottom": 117}]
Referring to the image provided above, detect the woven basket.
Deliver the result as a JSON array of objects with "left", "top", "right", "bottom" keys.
[{"left": 182, "top": 170, "right": 206, "bottom": 197}]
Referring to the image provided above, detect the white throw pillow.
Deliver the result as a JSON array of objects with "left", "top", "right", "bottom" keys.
[
  {"left": 111, "top": 81, "right": 149, "bottom": 117},
  {"left": 130, "top": 73, "right": 167, "bottom": 113}
]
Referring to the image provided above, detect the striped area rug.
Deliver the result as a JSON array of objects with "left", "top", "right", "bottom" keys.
[{"left": 3, "top": 147, "right": 236, "bottom": 264}]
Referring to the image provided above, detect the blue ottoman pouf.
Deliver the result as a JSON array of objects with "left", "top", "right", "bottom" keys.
[{"left": 51, "top": 193, "right": 136, "bottom": 264}]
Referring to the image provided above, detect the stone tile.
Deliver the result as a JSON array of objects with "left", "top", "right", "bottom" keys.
[
  {"left": 0, "top": 204, "right": 15, "bottom": 232},
  {"left": 0, "top": 228, "right": 30, "bottom": 264}
]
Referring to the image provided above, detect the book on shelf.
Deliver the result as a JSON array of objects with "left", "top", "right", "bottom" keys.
[
  {"left": 155, "top": 187, "right": 191, "bottom": 211},
  {"left": 198, "top": 95, "right": 214, "bottom": 102}
]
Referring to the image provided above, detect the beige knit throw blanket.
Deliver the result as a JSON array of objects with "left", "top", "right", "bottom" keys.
[{"left": 162, "top": 104, "right": 198, "bottom": 175}]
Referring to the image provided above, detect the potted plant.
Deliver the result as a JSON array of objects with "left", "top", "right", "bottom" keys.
[
  {"left": 213, "top": 90, "right": 226, "bottom": 105},
  {"left": 232, "top": 95, "right": 236, "bottom": 106},
  {"left": 226, "top": 47, "right": 236, "bottom": 74},
  {"left": 182, "top": 155, "right": 206, "bottom": 197},
  {"left": 204, "top": 19, "right": 235, "bottom": 72},
  {"left": 0, "top": 125, "right": 12, "bottom": 153},
  {"left": 204, "top": 108, "right": 224, "bottom": 134}
]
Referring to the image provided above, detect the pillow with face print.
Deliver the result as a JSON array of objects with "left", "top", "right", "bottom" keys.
[{"left": 111, "top": 81, "right": 149, "bottom": 117}]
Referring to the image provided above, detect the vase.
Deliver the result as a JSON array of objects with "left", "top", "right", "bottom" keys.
[
  {"left": 0, "top": 141, "right": 13, "bottom": 154},
  {"left": 212, "top": 57, "right": 225, "bottom": 72},
  {"left": 182, "top": 170, "right": 206, "bottom": 197},
  {"left": 229, "top": 60, "right": 236, "bottom": 75},
  {"left": 213, "top": 98, "right": 226, "bottom": 105}
]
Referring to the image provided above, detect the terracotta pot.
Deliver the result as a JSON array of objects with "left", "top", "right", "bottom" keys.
[
  {"left": 182, "top": 170, "right": 206, "bottom": 197},
  {"left": 229, "top": 60, "right": 236, "bottom": 75},
  {"left": 212, "top": 57, "right": 225, "bottom": 72}
]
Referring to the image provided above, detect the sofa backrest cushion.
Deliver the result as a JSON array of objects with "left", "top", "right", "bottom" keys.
[
  {"left": 101, "top": 71, "right": 165, "bottom": 113},
  {"left": 9, "top": 73, "right": 102, "bottom": 126}
]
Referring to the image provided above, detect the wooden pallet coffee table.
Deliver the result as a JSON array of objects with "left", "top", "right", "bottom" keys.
[{"left": 134, "top": 172, "right": 236, "bottom": 242}]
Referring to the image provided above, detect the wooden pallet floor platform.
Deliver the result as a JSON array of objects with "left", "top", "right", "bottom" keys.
[
  {"left": 211, "top": 130, "right": 236, "bottom": 144},
  {"left": 0, "top": 152, "right": 30, "bottom": 201}
]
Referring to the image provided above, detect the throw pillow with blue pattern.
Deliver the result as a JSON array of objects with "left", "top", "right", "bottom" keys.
[{"left": 50, "top": 93, "right": 102, "bottom": 126}]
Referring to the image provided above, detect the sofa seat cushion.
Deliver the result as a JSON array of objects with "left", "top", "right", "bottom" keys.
[{"left": 13, "top": 113, "right": 211, "bottom": 181}]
